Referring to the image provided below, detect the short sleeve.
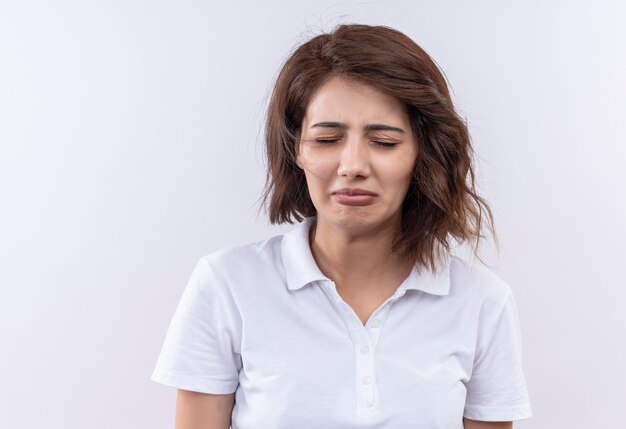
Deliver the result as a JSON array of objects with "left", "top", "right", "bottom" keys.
[
  {"left": 151, "top": 257, "right": 242, "bottom": 394},
  {"left": 463, "top": 289, "right": 532, "bottom": 421}
]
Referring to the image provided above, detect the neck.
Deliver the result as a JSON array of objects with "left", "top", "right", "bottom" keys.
[{"left": 309, "top": 216, "right": 410, "bottom": 289}]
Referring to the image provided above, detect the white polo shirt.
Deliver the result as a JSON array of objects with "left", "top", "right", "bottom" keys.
[{"left": 151, "top": 217, "right": 532, "bottom": 428}]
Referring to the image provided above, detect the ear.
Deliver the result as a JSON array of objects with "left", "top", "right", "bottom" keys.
[{"left": 294, "top": 133, "right": 303, "bottom": 169}]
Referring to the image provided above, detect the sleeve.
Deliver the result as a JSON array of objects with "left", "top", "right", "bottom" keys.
[
  {"left": 150, "top": 257, "right": 242, "bottom": 394},
  {"left": 463, "top": 289, "right": 532, "bottom": 421}
]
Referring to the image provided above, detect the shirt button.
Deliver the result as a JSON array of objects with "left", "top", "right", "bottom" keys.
[
  {"left": 360, "top": 345, "right": 370, "bottom": 355},
  {"left": 370, "top": 319, "right": 381, "bottom": 328},
  {"left": 361, "top": 375, "right": 372, "bottom": 385}
]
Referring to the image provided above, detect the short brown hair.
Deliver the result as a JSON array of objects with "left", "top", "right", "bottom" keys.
[{"left": 262, "top": 24, "right": 496, "bottom": 272}]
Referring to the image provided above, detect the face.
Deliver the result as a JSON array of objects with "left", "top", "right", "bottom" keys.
[{"left": 296, "top": 75, "right": 418, "bottom": 235}]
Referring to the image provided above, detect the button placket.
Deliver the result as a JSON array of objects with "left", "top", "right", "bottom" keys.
[
  {"left": 355, "top": 337, "right": 376, "bottom": 408},
  {"left": 318, "top": 280, "right": 406, "bottom": 410},
  {"left": 366, "top": 313, "right": 385, "bottom": 349}
]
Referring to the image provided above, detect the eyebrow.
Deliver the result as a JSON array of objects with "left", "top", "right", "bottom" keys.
[{"left": 310, "top": 121, "right": 406, "bottom": 134}]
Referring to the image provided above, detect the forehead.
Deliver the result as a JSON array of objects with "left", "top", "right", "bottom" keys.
[{"left": 303, "top": 76, "right": 409, "bottom": 127}]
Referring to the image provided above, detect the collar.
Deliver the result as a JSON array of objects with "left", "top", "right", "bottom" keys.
[
  {"left": 281, "top": 217, "right": 329, "bottom": 290},
  {"left": 400, "top": 260, "right": 450, "bottom": 296},
  {"left": 280, "top": 217, "right": 450, "bottom": 296}
]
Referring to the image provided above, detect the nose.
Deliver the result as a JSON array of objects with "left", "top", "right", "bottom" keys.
[{"left": 337, "top": 136, "right": 370, "bottom": 179}]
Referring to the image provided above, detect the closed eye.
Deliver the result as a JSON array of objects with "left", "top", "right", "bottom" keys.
[
  {"left": 373, "top": 141, "right": 398, "bottom": 148},
  {"left": 313, "top": 139, "right": 398, "bottom": 148}
]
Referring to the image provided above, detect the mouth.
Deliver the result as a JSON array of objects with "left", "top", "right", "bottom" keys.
[
  {"left": 331, "top": 188, "right": 378, "bottom": 197},
  {"left": 331, "top": 188, "right": 378, "bottom": 206}
]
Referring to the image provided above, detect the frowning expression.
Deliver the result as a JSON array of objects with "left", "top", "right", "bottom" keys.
[{"left": 296, "top": 76, "right": 418, "bottom": 234}]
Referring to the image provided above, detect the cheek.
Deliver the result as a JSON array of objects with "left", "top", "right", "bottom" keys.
[
  {"left": 381, "top": 154, "right": 416, "bottom": 184},
  {"left": 299, "top": 149, "right": 336, "bottom": 181}
]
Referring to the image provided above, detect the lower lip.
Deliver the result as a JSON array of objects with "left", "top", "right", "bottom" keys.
[{"left": 331, "top": 194, "right": 377, "bottom": 206}]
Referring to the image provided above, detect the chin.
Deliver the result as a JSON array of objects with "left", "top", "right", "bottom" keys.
[{"left": 325, "top": 207, "right": 393, "bottom": 232}]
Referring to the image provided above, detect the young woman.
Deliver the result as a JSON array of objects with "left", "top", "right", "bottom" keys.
[{"left": 152, "top": 24, "right": 532, "bottom": 428}]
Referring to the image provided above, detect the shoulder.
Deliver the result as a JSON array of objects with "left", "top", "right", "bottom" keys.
[
  {"left": 195, "top": 232, "right": 286, "bottom": 281},
  {"left": 196, "top": 219, "right": 315, "bottom": 279},
  {"left": 447, "top": 255, "right": 513, "bottom": 307},
  {"left": 199, "top": 235, "right": 278, "bottom": 261}
]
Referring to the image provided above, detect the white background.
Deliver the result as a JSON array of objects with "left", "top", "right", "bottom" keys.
[{"left": 1, "top": 1, "right": 625, "bottom": 428}]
